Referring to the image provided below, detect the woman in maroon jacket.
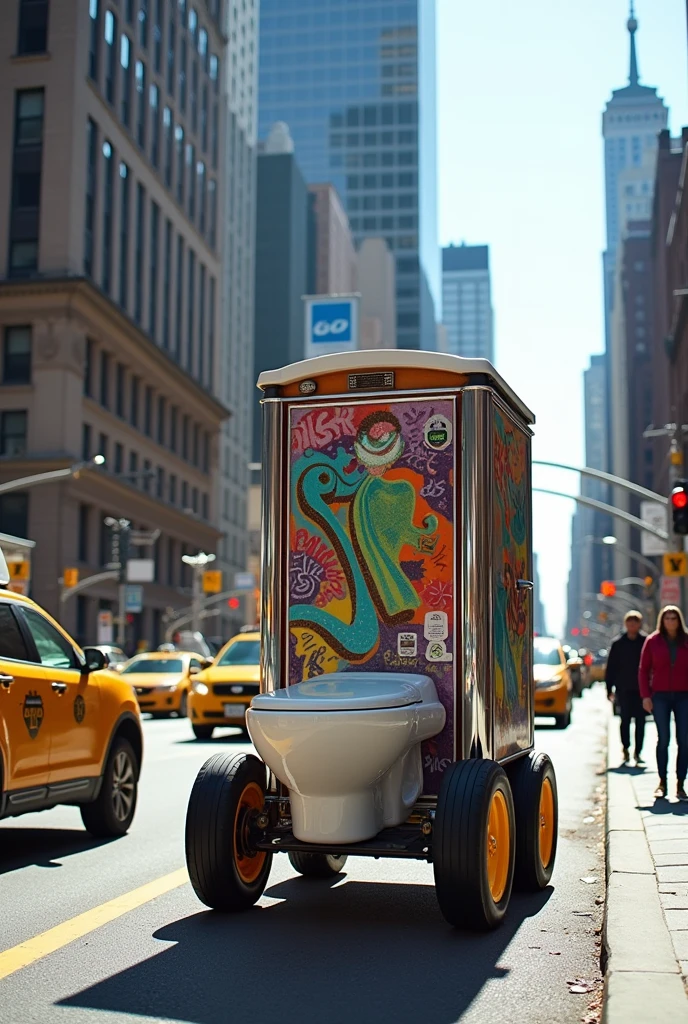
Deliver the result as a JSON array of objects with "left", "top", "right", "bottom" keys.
[{"left": 639, "top": 606, "right": 688, "bottom": 800}]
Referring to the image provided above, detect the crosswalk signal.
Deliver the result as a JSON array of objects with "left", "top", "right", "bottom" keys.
[
  {"left": 601, "top": 580, "right": 616, "bottom": 597},
  {"left": 671, "top": 481, "right": 688, "bottom": 535}
]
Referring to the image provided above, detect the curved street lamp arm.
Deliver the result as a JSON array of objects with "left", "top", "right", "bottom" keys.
[
  {"left": 534, "top": 488, "right": 669, "bottom": 540},
  {"left": 534, "top": 461, "right": 667, "bottom": 505}
]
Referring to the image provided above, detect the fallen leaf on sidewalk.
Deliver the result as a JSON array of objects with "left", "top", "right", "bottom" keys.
[
  {"left": 528, "top": 945, "right": 542, "bottom": 949},
  {"left": 580, "top": 876, "right": 598, "bottom": 884},
  {"left": 568, "top": 979, "right": 594, "bottom": 994}
]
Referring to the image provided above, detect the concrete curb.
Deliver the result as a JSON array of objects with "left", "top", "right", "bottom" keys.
[{"left": 602, "top": 718, "right": 688, "bottom": 1023}]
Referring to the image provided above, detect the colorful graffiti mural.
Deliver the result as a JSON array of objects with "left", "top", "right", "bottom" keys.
[
  {"left": 288, "top": 399, "right": 456, "bottom": 789},
  {"left": 493, "top": 406, "right": 531, "bottom": 759}
]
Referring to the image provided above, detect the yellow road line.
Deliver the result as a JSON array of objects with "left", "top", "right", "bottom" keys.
[{"left": 0, "top": 867, "right": 188, "bottom": 982}]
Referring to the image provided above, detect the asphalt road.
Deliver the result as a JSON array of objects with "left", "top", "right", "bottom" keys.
[{"left": 0, "top": 686, "right": 609, "bottom": 1024}]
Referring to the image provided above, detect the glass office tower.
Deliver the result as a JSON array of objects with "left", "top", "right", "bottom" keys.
[{"left": 259, "top": 0, "right": 439, "bottom": 351}]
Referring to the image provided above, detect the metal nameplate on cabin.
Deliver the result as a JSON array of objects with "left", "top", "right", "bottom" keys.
[{"left": 348, "top": 372, "right": 395, "bottom": 391}]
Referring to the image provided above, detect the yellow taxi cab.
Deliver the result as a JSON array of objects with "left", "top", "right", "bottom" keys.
[
  {"left": 0, "top": 546, "right": 143, "bottom": 837},
  {"left": 187, "top": 630, "right": 260, "bottom": 740},
  {"left": 533, "top": 636, "right": 573, "bottom": 729},
  {"left": 119, "top": 651, "right": 207, "bottom": 718}
]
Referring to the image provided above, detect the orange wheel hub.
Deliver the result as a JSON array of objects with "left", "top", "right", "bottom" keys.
[
  {"left": 486, "top": 789, "right": 510, "bottom": 903},
  {"left": 538, "top": 777, "right": 555, "bottom": 869},
  {"left": 233, "top": 781, "right": 267, "bottom": 884}
]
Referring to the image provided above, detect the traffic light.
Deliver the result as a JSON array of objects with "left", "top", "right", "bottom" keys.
[
  {"left": 582, "top": 627, "right": 591, "bottom": 636},
  {"left": 601, "top": 580, "right": 616, "bottom": 597},
  {"left": 227, "top": 596, "right": 240, "bottom": 610},
  {"left": 644, "top": 575, "right": 655, "bottom": 593},
  {"left": 671, "top": 481, "right": 688, "bottom": 535},
  {"left": 571, "top": 627, "right": 580, "bottom": 636}
]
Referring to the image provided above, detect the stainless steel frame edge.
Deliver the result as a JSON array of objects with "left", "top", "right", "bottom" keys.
[
  {"left": 260, "top": 397, "right": 285, "bottom": 696},
  {"left": 460, "top": 387, "right": 494, "bottom": 761}
]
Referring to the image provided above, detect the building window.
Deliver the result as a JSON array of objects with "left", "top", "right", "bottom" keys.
[
  {"left": 182, "top": 415, "right": 189, "bottom": 459},
  {"left": 78, "top": 504, "right": 90, "bottom": 562},
  {"left": 186, "top": 143, "right": 195, "bottom": 218},
  {"left": 181, "top": 480, "right": 188, "bottom": 508},
  {"left": 81, "top": 422, "right": 91, "bottom": 460},
  {"left": 125, "top": 0, "right": 133, "bottom": 23},
  {"left": 99, "top": 351, "right": 110, "bottom": 407},
  {"left": 150, "top": 84, "right": 160, "bottom": 167},
  {"left": 135, "top": 183, "right": 145, "bottom": 323},
  {"left": 175, "top": 124, "right": 184, "bottom": 202},
  {"left": 104, "top": 10, "right": 117, "bottom": 105},
  {"left": 156, "top": 465, "right": 164, "bottom": 498},
  {"left": 143, "top": 458, "right": 151, "bottom": 492},
  {"left": 0, "top": 492, "right": 28, "bottom": 537},
  {"left": 170, "top": 406, "right": 177, "bottom": 450},
  {"left": 135, "top": 60, "right": 146, "bottom": 148},
  {"left": 0, "top": 411, "right": 27, "bottom": 456},
  {"left": 84, "top": 339, "right": 94, "bottom": 396},
  {"left": 201, "top": 492, "right": 208, "bottom": 520},
  {"left": 187, "top": 249, "right": 195, "bottom": 372},
  {"left": 157, "top": 396, "right": 166, "bottom": 443},
  {"left": 129, "top": 450, "right": 138, "bottom": 477},
  {"left": 130, "top": 376, "right": 139, "bottom": 427},
  {"left": 190, "top": 59, "right": 198, "bottom": 132},
  {"left": 162, "top": 219, "right": 172, "bottom": 348},
  {"left": 116, "top": 361, "right": 125, "bottom": 416},
  {"left": 175, "top": 234, "right": 183, "bottom": 360},
  {"left": 209, "top": 53, "right": 218, "bottom": 91},
  {"left": 208, "top": 276, "right": 215, "bottom": 385},
  {"left": 101, "top": 140, "right": 114, "bottom": 294},
  {"left": 153, "top": 0, "right": 162, "bottom": 71},
  {"left": 120, "top": 35, "right": 132, "bottom": 127},
  {"left": 188, "top": 6, "right": 197, "bottom": 39},
  {"left": 208, "top": 178, "right": 216, "bottom": 248},
  {"left": 84, "top": 117, "right": 97, "bottom": 276},
  {"left": 202, "top": 431, "right": 209, "bottom": 473},
  {"left": 197, "top": 161, "right": 206, "bottom": 232},
  {"left": 114, "top": 442, "right": 123, "bottom": 473},
  {"left": 201, "top": 83, "right": 208, "bottom": 151},
  {"left": 211, "top": 102, "right": 218, "bottom": 169},
  {"left": 89, "top": 0, "right": 100, "bottom": 81},
  {"left": 138, "top": 0, "right": 148, "bottom": 48},
  {"left": 198, "top": 265, "right": 206, "bottom": 384},
  {"left": 179, "top": 35, "right": 187, "bottom": 111},
  {"left": 168, "top": 473, "right": 176, "bottom": 505},
  {"left": 149, "top": 200, "right": 159, "bottom": 339},
  {"left": 118, "top": 162, "right": 129, "bottom": 309},
  {"left": 3, "top": 327, "right": 31, "bottom": 384},
  {"left": 192, "top": 422, "right": 199, "bottom": 466},
  {"left": 163, "top": 107, "right": 172, "bottom": 185},
  {"left": 166, "top": 1, "right": 176, "bottom": 94},
  {"left": 18, "top": 0, "right": 49, "bottom": 55},
  {"left": 9, "top": 89, "right": 44, "bottom": 278},
  {"left": 98, "top": 432, "right": 108, "bottom": 464}
]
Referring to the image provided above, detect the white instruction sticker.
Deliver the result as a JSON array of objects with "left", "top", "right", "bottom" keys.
[
  {"left": 424, "top": 611, "right": 448, "bottom": 641},
  {"left": 397, "top": 632, "right": 417, "bottom": 658}
]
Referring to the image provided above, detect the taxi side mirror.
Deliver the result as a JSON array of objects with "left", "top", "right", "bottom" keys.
[
  {"left": 83, "top": 647, "right": 107, "bottom": 672},
  {"left": 189, "top": 664, "right": 201, "bottom": 675}
]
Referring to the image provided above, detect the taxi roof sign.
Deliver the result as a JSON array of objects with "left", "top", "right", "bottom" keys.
[{"left": 0, "top": 546, "right": 9, "bottom": 587}]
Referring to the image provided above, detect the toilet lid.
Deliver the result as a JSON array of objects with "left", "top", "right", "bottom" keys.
[{"left": 250, "top": 675, "right": 422, "bottom": 711}]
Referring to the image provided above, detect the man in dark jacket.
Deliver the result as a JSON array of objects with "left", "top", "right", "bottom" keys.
[{"left": 606, "top": 611, "right": 647, "bottom": 764}]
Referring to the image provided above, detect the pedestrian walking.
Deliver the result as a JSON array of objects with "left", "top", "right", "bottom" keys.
[
  {"left": 606, "top": 610, "right": 647, "bottom": 765},
  {"left": 639, "top": 605, "right": 688, "bottom": 800}
]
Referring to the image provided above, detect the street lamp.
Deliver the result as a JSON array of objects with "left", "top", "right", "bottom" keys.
[{"left": 0, "top": 454, "right": 106, "bottom": 496}]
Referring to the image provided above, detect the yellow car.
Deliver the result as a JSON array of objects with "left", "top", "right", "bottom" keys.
[
  {"left": 0, "top": 546, "right": 143, "bottom": 837},
  {"left": 120, "top": 651, "right": 207, "bottom": 718},
  {"left": 187, "top": 631, "right": 260, "bottom": 740},
  {"left": 533, "top": 636, "right": 573, "bottom": 729}
]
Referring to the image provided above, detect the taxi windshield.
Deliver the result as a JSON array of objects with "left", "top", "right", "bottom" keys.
[
  {"left": 217, "top": 640, "right": 260, "bottom": 666},
  {"left": 533, "top": 642, "right": 561, "bottom": 667},
  {"left": 122, "top": 658, "right": 183, "bottom": 674}
]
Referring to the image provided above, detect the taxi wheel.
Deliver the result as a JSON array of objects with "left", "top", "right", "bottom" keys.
[
  {"left": 80, "top": 737, "right": 138, "bottom": 838},
  {"left": 288, "top": 851, "right": 348, "bottom": 877},
  {"left": 185, "top": 752, "right": 272, "bottom": 911},
  {"left": 508, "top": 751, "right": 558, "bottom": 891},
  {"left": 178, "top": 692, "right": 188, "bottom": 718},
  {"left": 554, "top": 706, "right": 571, "bottom": 729},
  {"left": 192, "top": 725, "right": 214, "bottom": 740},
  {"left": 433, "top": 759, "right": 515, "bottom": 931}
]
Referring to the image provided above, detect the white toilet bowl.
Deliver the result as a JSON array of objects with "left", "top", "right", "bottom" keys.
[{"left": 246, "top": 673, "right": 446, "bottom": 844}]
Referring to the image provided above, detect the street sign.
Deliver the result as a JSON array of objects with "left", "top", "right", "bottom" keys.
[
  {"left": 663, "top": 552, "right": 687, "bottom": 577},
  {"left": 126, "top": 558, "right": 155, "bottom": 583},
  {"left": 233, "top": 571, "right": 256, "bottom": 591},
  {"left": 660, "top": 576, "right": 682, "bottom": 605},
  {"left": 304, "top": 294, "right": 360, "bottom": 359},
  {"left": 203, "top": 570, "right": 222, "bottom": 594},
  {"left": 63, "top": 567, "right": 79, "bottom": 588},
  {"left": 640, "top": 501, "right": 668, "bottom": 556},
  {"left": 97, "top": 610, "right": 114, "bottom": 644},
  {"left": 8, "top": 560, "right": 29, "bottom": 581},
  {"left": 124, "top": 585, "right": 143, "bottom": 613}
]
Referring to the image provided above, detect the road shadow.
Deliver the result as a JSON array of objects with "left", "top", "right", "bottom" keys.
[
  {"left": 58, "top": 877, "right": 553, "bottom": 1024},
  {"left": 607, "top": 763, "right": 646, "bottom": 775},
  {"left": 174, "top": 731, "right": 248, "bottom": 746},
  {"left": 637, "top": 800, "right": 688, "bottom": 816},
  {"left": 0, "top": 827, "right": 112, "bottom": 875}
]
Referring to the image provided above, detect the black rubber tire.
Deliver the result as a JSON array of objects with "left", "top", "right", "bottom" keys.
[
  {"left": 433, "top": 759, "right": 515, "bottom": 930},
  {"left": 192, "top": 724, "right": 214, "bottom": 740},
  {"left": 288, "top": 851, "right": 348, "bottom": 877},
  {"left": 185, "top": 752, "right": 272, "bottom": 911},
  {"left": 508, "top": 751, "right": 559, "bottom": 891},
  {"left": 178, "top": 692, "right": 188, "bottom": 718},
  {"left": 554, "top": 707, "right": 571, "bottom": 729},
  {"left": 80, "top": 737, "right": 138, "bottom": 838}
]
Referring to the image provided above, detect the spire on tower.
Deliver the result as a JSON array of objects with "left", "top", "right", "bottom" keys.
[{"left": 627, "top": 1, "right": 640, "bottom": 86}]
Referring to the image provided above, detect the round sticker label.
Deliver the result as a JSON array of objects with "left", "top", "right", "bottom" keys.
[{"left": 423, "top": 414, "right": 452, "bottom": 451}]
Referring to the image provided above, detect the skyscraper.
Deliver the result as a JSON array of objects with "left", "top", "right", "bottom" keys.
[
  {"left": 258, "top": 0, "right": 439, "bottom": 351},
  {"left": 441, "top": 243, "right": 494, "bottom": 361}
]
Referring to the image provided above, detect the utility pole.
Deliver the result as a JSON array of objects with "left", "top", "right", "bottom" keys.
[
  {"left": 181, "top": 552, "right": 216, "bottom": 634},
  {"left": 104, "top": 517, "right": 131, "bottom": 647}
]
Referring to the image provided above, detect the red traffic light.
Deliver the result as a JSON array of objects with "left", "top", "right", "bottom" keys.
[
  {"left": 582, "top": 627, "right": 590, "bottom": 636},
  {"left": 227, "top": 597, "right": 240, "bottom": 610},
  {"left": 600, "top": 580, "right": 616, "bottom": 597},
  {"left": 571, "top": 627, "right": 580, "bottom": 636},
  {"left": 584, "top": 653, "right": 593, "bottom": 665},
  {"left": 673, "top": 490, "right": 688, "bottom": 509}
]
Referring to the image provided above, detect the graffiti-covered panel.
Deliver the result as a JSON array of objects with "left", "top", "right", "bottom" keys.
[
  {"left": 493, "top": 405, "right": 532, "bottom": 760},
  {"left": 288, "top": 399, "right": 457, "bottom": 792}
]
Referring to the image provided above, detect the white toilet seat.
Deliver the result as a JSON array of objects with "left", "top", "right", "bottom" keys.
[{"left": 251, "top": 673, "right": 427, "bottom": 711}]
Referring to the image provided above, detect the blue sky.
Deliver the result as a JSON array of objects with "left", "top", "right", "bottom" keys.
[{"left": 436, "top": 0, "right": 688, "bottom": 636}]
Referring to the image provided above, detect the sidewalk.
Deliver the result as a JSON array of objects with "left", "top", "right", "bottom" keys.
[{"left": 604, "top": 713, "right": 688, "bottom": 1022}]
